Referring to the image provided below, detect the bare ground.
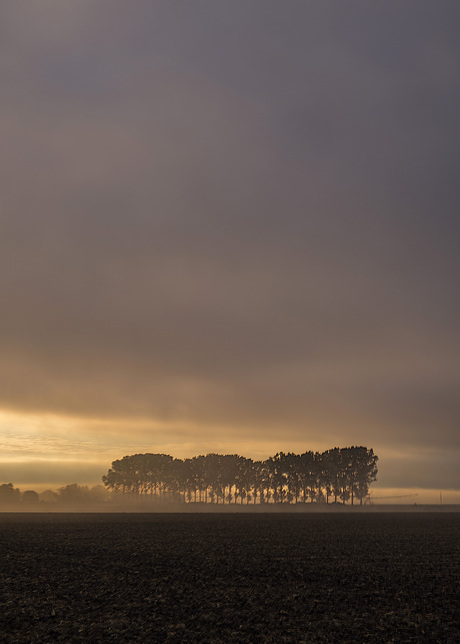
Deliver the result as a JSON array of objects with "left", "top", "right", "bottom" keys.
[{"left": 0, "top": 513, "right": 459, "bottom": 643}]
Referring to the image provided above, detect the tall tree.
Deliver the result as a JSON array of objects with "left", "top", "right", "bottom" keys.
[{"left": 102, "top": 447, "right": 379, "bottom": 505}]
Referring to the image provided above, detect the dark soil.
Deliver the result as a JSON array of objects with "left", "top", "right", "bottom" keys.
[{"left": 0, "top": 513, "right": 459, "bottom": 643}]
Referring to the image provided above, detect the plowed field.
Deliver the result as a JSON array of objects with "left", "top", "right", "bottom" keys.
[{"left": 1, "top": 513, "right": 459, "bottom": 643}]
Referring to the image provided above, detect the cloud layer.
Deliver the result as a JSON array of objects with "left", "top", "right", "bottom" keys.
[{"left": 1, "top": 1, "right": 459, "bottom": 488}]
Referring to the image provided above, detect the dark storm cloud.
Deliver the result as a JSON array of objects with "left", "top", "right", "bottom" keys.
[{"left": 1, "top": 1, "right": 459, "bottom": 466}]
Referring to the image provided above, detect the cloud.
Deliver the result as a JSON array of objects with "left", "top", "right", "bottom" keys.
[{"left": 0, "top": 1, "right": 459, "bottom": 480}]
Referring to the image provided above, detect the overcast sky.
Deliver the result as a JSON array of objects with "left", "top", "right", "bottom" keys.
[{"left": 1, "top": 1, "right": 459, "bottom": 494}]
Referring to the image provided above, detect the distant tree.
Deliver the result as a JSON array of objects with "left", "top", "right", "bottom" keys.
[
  {"left": 58, "top": 483, "right": 90, "bottom": 504},
  {"left": 22, "top": 490, "right": 39, "bottom": 505},
  {"left": 0, "top": 483, "right": 21, "bottom": 505},
  {"left": 101, "top": 468, "right": 124, "bottom": 493},
  {"left": 101, "top": 446, "right": 379, "bottom": 505},
  {"left": 166, "top": 458, "right": 186, "bottom": 502},
  {"left": 56, "top": 483, "right": 109, "bottom": 505},
  {"left": 256, "top": 460, "right": 272, "bottom": 504},
  {"left": 347, "top": 446, "right": 378, "bottom": 505},
  {"left": 223, "top": 455, "right": 241, "bottom": 504},
  {"left": 266, "top": 453, "right": 287, "bottom": 503},
  {"left": 298, "top": 451, "right": 316, "bottom": 502},
  {"left": 252, "top": 460, "right": 267, "bottom": 504},
  {"left": 234, "top": 456, "right": 253, "bottom": 504},
  {"left": 203, "top": 454, "right": 222, "bottom": 503},
  {"left": 321, "top": 448, "right": 340, "bottom": 503},
  {"left": 286, "top": 453, "right": 301, "bottom": 503},
  {"left": 192, "top": 455, "right": 207, "bottom": 503},
  {"left": 102, "top": 453, "right": 173, "bottom": 497},
  {"left": 39, "top": 489, "right": 59, "bottom": 504},
  {"left": 88, "top": 485, "right": 110, "bottom": 503}
]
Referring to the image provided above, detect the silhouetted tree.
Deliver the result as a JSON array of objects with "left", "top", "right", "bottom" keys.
[
  {"left": 57, "top": 483, "right": 109, "bottom": 505},
  {"left": 102, "top": 446, "right": 378, "bottom": 505},
  {"left": 0, "top": 483, "right": 21, "bottom": 505},
  {"left": 39, "top": 489, "right": 59, "bottom": 504},
  {"left": 346, "top": 446, "right": 378, "bottom": 505},
  {"left": 22, "top": 490, "right": 39, "bottom": 505}
]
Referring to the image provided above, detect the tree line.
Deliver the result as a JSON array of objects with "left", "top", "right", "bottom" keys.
[
  {"left": 0, "top": 483, "right": 108, "bottom": 507},
  {"left": 102, "top": 447, "right": 378, "bottom": 505}
]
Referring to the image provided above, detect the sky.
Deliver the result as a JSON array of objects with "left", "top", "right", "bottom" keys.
[{"left": 1, "top": 1, "right": 459, "bottom": 500}]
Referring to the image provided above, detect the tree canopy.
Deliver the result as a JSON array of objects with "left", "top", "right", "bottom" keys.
[{"left": 102, "top": 447, "right": 378, "bottom": 505}]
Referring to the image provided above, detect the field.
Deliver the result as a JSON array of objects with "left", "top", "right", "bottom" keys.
[{"left": 0, "top": 513, "right": 459, "bottom": 643}]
